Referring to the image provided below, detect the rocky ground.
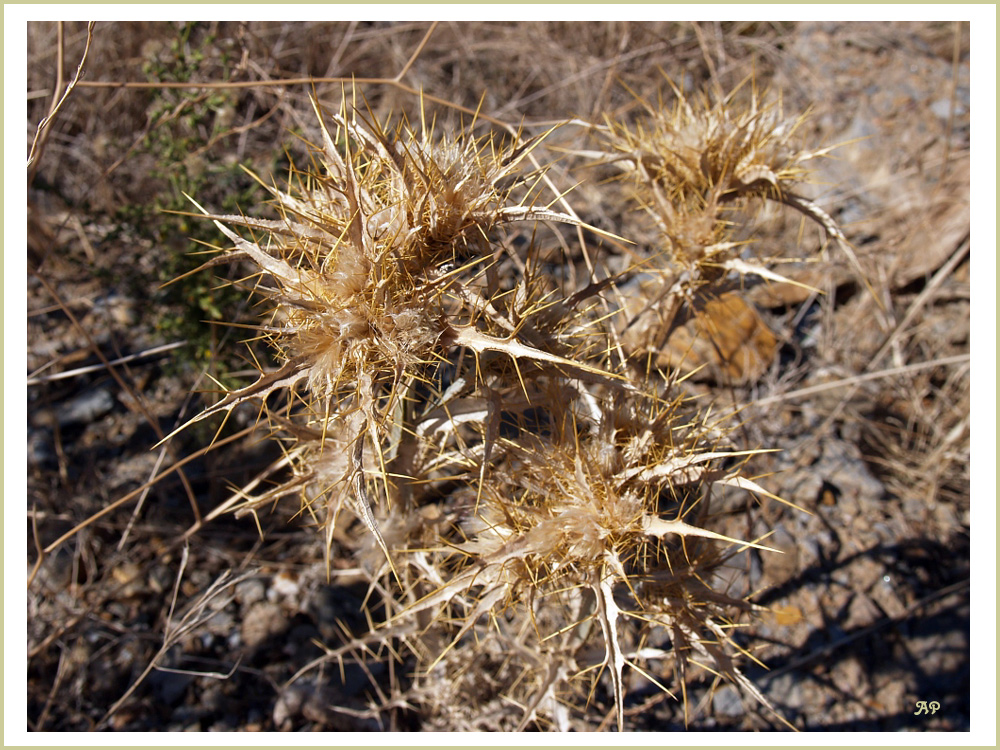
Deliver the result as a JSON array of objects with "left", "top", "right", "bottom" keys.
[{"left": 24, "top": 19, "right": 974, "bottom": 733}]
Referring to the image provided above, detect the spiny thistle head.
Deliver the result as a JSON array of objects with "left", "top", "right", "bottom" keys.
[
  {"left": 180, "top": 95, "right": 611, "bottom": 568},
  {"left": 390, "top": 380, "right": 788, "bottom": 730},
  {"left": 230, "top": 97, "right": 554, "bottom": 404},
  {"left": 599, "top": 77, "right": 826, "bottom": 277}
]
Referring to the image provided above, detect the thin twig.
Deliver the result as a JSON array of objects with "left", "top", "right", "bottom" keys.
[
  {"left": 939, "top": 20, "right": 962, "bottom": 183},
  {"left": 75, "top": 73, "right": 517, "bottom": 130},
  {"left": 29, "top": 424, "right": 256, "bottom": 578},
  {"left": 31, "top": 273, "right": 203, "bottom": 526},
  {"left": 866, "top": 235, "right": 969, "bottom": 370},
  {"left": 749, "top": 353, "right": 970, "bottom": 409},
  {"left": 95, "top": 561, "right": 258, "bottom": 731},
  {"left": 792, "top": 236, "right": 970, "bottom": 447},
  {"left": 118, "top": 371, "right": 208, "bottom": 551},
  {"left": 394, "top": 21, "right": 439, "bottom": 82},
  {"left": 27, "top": 341, "right": 187, "bottom": 386},
  {"left": 27, "top": 22, "right": 96, "bottom": 184},
  {"left": 33, "top": 646, "right": 70, "bottom": 731}
]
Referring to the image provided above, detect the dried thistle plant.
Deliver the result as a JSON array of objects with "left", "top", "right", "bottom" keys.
[
  {"left": 177, "top": 85, "right": 840, "bottom": 731},
  {"left": 598, "top": 77, "right": 836, "bottom": 278},
  {"left": 586, "top": 78, "right": 865, "bottom": 384}
]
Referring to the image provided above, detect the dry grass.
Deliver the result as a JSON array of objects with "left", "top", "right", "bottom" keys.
[{"left": 22, "top": 19, "right": 975, "bottom": 733}]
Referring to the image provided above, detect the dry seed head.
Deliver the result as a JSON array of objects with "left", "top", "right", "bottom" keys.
[
  {"left": 204, "top": 96, "right": 567, "bottom": 415},
  {"left": 601, "top": 80, "right": 818, "bottom": 274},
  {"left": 391, "top": 381, "right": 778, "bottom": 728},
  {"left": 183, "top": 96, "right": 607, "bottom": 565}
]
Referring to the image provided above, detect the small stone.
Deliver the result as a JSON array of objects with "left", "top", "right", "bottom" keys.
[
  {"left": 930, "top": 97, "right": 963, "bottom": 121},
  {"left": 273, "top": 684, "right": 308, "bottom": 728},
  {"left": 712, "top": 685, "right": 743, "bottom": 717},
  {"left": 267, "top": 570, "right": 300, "bottom": 602},
  {"left": 150, "top": 668, "right": 193, "bottom": 705},
  {"left": 205, "top": 609, "right": 236, "bottom": 636},
  {"left": 147, "top": 563, "right": 174, "bottom": 595},
  {"left": 766, "top": 671, "right": 806, "bottom": 710},
  {"left": 27, "top": 428, "right": 55, "bottom": 466},
  {"left": 235, "top": 578, "right": 266, "bottom": 606},
  {"left": 58, "top": 388, "right": 115, "bottom": 427},
  {"left": 112, "top": 561, "right": 147, "bottom": 598},
  {"left": 241, "top": 601, "right": 288, "bottom": 649}
]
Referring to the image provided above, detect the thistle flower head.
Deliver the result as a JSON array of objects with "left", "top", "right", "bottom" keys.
[
  {"left": 395, "top": 382, "right": 783, "bottom": 730},
  {"left": 600, "top": 78, "right": 821, "bottom": 275},
  {"left": 181, "top": 95, "right": 613, "bottom": 571},
  {"left": 250, "top": 99, "right": 549, "bottom": 402}
]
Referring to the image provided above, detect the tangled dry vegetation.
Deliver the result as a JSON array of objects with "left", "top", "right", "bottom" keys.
[{"left": 25, "top": 20, "right": 972, "bottom": 732}]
